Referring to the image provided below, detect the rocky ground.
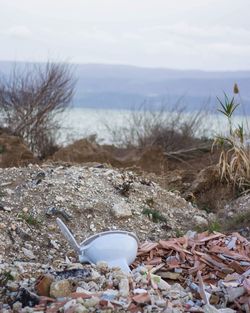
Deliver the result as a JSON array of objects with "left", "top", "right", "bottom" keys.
[
  {"left": 0, "top": 163, "right": 211, "bottom": 264},
  {"left": 0, "top": 138, "right": 250, "bottom": 312},
  {"left": 0, "top": 164, "right": 250, "bottom": 312}
]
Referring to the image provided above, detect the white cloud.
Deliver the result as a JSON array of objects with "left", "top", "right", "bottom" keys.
[
  {"left": 1, "top": 25, "right": 32, "bottom": 39},
  {"left": 0, "top": 0, "right": 250, "bottom": 70}
]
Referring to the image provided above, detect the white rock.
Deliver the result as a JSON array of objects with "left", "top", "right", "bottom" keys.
[
  {"left": 227, "top": 286, "right": 245, "bottom": 302},
  {"left": 203, "top": 304, "right": 220, "bottom": 313},
  {"left": 111, "top": 201, "right": 132, "bottom": 218},
  {"left": 133, "top": 288, "right": 147, "bottom": 294},
  {"left": 76, "top": 287, "right": 91, "bottom": 294},
  {"left": 3, "top": 206, "right": 12, "bottom": 212},
  {"left": 158, "top": 278, "right": 171, "bottom": 291},
  {"left": 84, "top": 297, "right": 99, "bottom": 307},
  {"left": 119, "top": 278, "right": 130, "bottom": 297},
  {"left": 50, "top": 279, "right": 72, "bottom": 298},
  {"left": 90, "top": 223, "right": 96, "bottom": 232},
  {"left": 193, "top": 215, "right": 208, "bottom": 227},
  {"left": 50, "top": 240, "right": 60, "bottom": 250},
  {"left": 22, "top": 248, "right": 36, "bottom": 260},
  {"left": 64, "top": 299, "right": 77, "bottom": 311},
  {"left": 91, "top": 270, "right": 101, "bottom": 280},
  {"left": 74, "top": 304, "right": 88, "bottom": 313}
]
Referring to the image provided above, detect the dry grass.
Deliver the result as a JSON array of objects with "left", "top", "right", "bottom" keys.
[
  {"left": 213, "top": 92, "right": 250, "bottom": 192},
  {"left": 105, "top": 102, "right": 209, "bottom": 152}
]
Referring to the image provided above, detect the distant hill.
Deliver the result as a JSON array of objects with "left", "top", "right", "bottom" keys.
[{"left": 1, "top": 61, "right": 250, "bottom": 113}]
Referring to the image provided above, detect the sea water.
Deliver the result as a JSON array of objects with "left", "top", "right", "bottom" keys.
[{"left": 57, "top": 107, "right": 250, "bottom": 145}]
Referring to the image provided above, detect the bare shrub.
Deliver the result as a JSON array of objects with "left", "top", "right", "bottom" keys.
[
  {"left": 0, "top": 62, "right": 75, "bottom": 158},
  {"left": 105, "top": 102, "right": 208, "bottom": 152}
]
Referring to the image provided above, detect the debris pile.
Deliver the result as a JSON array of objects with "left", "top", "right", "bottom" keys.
[
  {"left": 0, "top": 164, "right": 211, "bottom": 264},
  {"left": 0, "top": 231, "right": 250, "bottom": 312},
  {"left": 0, "top": 164, "right": 249, "bottom": 312},
  {"left": 134, "top": 231, "right": 250, "bottom": 312}
]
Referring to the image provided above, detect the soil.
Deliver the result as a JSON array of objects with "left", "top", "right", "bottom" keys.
[
  {"left": 0, "top": 131, "right": 248, "bottom": 236},
  {"left": 1, "top": 134, "right": 250, "bottom": 312},
  {"left": 0, "top": 163, "right": 211, "bottom": 265}
]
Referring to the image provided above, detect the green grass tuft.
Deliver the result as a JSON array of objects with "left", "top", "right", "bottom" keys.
[
  {"left": 18, "top": 212, "right": 41, "bottom": 226},
  {"left": 142, "top": 207, "right": 166, "bottom": 223}
]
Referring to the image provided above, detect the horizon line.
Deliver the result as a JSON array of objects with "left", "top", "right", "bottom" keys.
[{"left": 1, "top": 59, "right": 250, "bottom": 74}]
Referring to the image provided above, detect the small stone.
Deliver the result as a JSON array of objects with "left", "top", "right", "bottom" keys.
[
  {"left": 159, "top": 272, "right": 180, "bottom": 280},
  {"left": 22, "top": 207, "right": 29, "bottom": 213},
  {"left": 89, "top": 223, "right": 96, "bottom": 232},
  {"left": 227, "top": 286, "right": 245, "bottom": 302},
  {"left": 47, "top": 224, "right": 56, "bottom": 231},
  {"left": 6, "top": 281, "right": 19, "bottom": 292},
  {"left": 50, "top": 279, "right": 72, "bottom": 298},
  {"left": 158, "top": 278, "right": 171, "bottom": 291},
  {"left": 3, "top": 206, "right": 12, "bottom": 212},
  {"left": 76, "top": 287, "right": 91, "bottom": 294},
  {"left": 203, "top": 304, "right": 220, "bottom": 313},
  {"left": 64, "top": 299, "right": 77, "bottom": 311},
  {"left": 50, "top": 240, "right": 60, "bottom": 250},
  {"left": 119, "top": 278, "right": 130, "bottom": 297},
  {"left": 155, "top": 299, "right": 167, "bottom": 307},
  {"left": 22, "top": 247, "right": 36, "bottom": 259},
  {"left": 84, "top": 297, "right": 99, "bottom": 307},
  {"left": 74, "top": 304, "right": 88, "bottom": 313},
  {"left": 56, "top": 195, "right": 64, "bottom": 202},
  {"left": 133, "top": 288, "right": 147, "bottom": 294},
  {"left": 111, "top": 201, "right": 132, "bottom": 218},
  {"left": 210, "top": 294, "right": 220, "bottom": 305},
  {"left": 12, "top": 301, "right": 22, "bottom": 313},
  {"left": 193, "top": 215, "right": 208, "bottom": 227},
  {"left": 132, "top": 293, "right": 151, "bottom": 304},
  {"left": 96, "top": 261, "right": 109, "bottom": 272},
  {"left": 91, "top": 270, "right": 101, "bottom": 280},
  {"left": 102, "top": 289, "right": 119, "bottom": 301}
]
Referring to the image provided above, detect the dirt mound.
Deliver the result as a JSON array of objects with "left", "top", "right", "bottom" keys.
[
  {"left": 217, "top": 194, "right": 250, "bottom": 237},
  {"left": 52, "top": 139, "right": 122, "bottom": 167},
  {"left": 0, "top": 132, "right": 36, "bottom": 168},
  {"left": 51, "top": 138, "right": 239, "bottom": 215},
  {"left": 0, "top": 164, "right": 210, "bottom": 265}
]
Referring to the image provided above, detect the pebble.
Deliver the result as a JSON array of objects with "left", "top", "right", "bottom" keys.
[
  {"left": 22, "top": 248, "right": 36, "bottom": 260},
  {"left": 193, "top": 215, "right": 209, "bottom": 227},
  {"left": 63, "top": 299, "right": 77, "bottom": 311},
  {"left": 84, "top": 296, "right": 99, "bottom": 307},
  {"left": 74, "top": 303, "right": 88, "bottom": 313},
  {"left": 111, "top": 201, "right": 132, "bottom": 218},
  {"left": 119, "top": 278, "right": 130, "bottom": 297},
  {"left": 50, "top": 279, "right": 72, "bottom": 298}
]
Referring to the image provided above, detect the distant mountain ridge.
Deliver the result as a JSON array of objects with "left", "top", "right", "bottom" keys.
[{"left": 0, "top": 61, "right": 250, "bottom": 113}]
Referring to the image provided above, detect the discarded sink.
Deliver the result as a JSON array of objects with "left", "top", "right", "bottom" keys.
[{"left": 56, "top": 218, "right": 139, "bottom": 273}]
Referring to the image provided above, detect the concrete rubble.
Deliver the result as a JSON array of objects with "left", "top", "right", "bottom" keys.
[
  {"left": 0, "top": 164, "right": 210, "bottom": 264},
  {"left": 0, "top": 164, "right": 249, "bottom": 312},
  {"left": 1, "top": 230, "right": 250, "bottom": 312}
]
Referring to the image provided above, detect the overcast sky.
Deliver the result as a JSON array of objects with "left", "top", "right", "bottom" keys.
[{"left": 0, "top": 0, "right": 250, "bottom": 70}]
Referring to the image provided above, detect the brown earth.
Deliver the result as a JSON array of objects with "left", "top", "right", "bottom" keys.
[
  {"left": 0, "top": 132, "right": 241, "bottom": 226},
  {"left": 0, "top": 131, "right": 36, "bottom": 168},
  {"left": 52, "top": 139, "right": 234, "bottom": 213}
]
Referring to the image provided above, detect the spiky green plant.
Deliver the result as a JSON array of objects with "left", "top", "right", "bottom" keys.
[{"left": 213, "top": 93, "right": 250, "bottom": 193}]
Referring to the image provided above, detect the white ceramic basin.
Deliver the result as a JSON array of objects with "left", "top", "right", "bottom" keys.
[{"left": 56, "top": 218, "right": 139, "bottom": 273}]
